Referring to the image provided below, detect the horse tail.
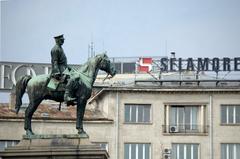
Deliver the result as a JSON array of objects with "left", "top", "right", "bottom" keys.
[{"left": 15, "top": 75, "right": 32, "bottom": 114}]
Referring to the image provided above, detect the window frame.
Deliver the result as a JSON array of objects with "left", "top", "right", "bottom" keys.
[
  {"left": 221, "top": 104, "right": 240, "bottom": 125},
  {"left": 221, "top": 143, "right": 240, "bottom": 159},
  {"left": 168, "top": 104, "right": 202, "bottom": 133},
  {"left": 0, "top": 140, "right": 19, "bottom": 151},
  {"left": 124, "top": 142, "right": 151, "bottom": 159},
  {"left": 171, "top": 143, "right": 200, "bottom": 159},
  {"left": 124, "top": 104, "right": 152, "bottom": 124}
]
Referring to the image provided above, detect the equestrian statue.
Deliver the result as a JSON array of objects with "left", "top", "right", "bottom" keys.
[{"left": 14, "top": 35, "right": 116, "bottom": 136}]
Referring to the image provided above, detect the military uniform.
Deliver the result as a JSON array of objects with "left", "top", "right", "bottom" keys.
[
  {"left": 51, "top": 35, "right": 67, "bottom": 76},
  {"left": 50, "top": 35, "right": 76, "bottom": 106}
]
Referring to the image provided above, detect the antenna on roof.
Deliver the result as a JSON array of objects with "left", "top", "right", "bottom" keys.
[
  {"left": 91, "top": 41, "right": 94, "bottom": 57},
  {"left": 88, "top": 41, "right": 95, "bottom": 58},
  {"left": 88, "top": 44, "right": 90, "bottom": 59}
]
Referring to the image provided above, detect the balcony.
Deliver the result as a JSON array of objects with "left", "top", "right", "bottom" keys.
[{"left": 162, "top": 125, "right": 209, "bottom": 135}]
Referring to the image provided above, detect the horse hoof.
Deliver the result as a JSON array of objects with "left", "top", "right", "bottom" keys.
[
  {"left": 78, "top": 129, "right": 85, "bottom": 134},
  {"left": 26, "top": 130, "right": 35, "bottom": 136},
  {"left": 78, "top": 129, "right": 88, "bottom": 137}
]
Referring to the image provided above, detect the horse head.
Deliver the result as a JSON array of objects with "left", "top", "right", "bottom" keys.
[{"left": 97, "top": 53, "right": 116, "bottom": 77}]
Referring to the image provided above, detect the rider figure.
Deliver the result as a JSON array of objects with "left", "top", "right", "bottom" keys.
[{"left": 50, "top": 34, "right": 76, "bottom": 106}]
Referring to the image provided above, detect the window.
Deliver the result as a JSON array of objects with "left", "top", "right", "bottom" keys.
[
  {"left": 221, "top": 105, "right": 240, "bottom": 124},
  {"left": 92, "top": 142, "right": 108, "bottom": 152},
  {"left": 0, "top": 140, "right": 19, "bottom": 151},
  {"left": 125, "top": 104, "right": 151, "bottom": 123},
  {"left": 124, "top": 143, "right": 151, "bottom": 159},
  {"left": 123, "top": 62, "right": 136, "bottom": 74},
  {"left": 113, "top": 63, "right": 121, "bottom": 74},
  {"left": 172, "top": 143, "right": 199, "bottom": 159},
  {"left": 221, "top": 144, "right": 240, "bottom": 159},
  {"left": 170, "top": 105, "right": 199, "bottom": 132}
]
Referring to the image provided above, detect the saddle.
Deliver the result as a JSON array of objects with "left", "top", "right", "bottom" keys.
[{"left": 47, "top": 68, "right": 72, "bottom": 91}]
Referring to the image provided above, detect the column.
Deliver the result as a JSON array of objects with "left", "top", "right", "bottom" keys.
[
  {"left": 200, "top": 105, "right": 205, "bottom": 133},
  {"left": 166, "top": 105, "right": 170, "bottom": 133}
]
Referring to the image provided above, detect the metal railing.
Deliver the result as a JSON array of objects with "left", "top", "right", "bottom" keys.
[
  {"left": 135, "top": 79, "right": 240, "bottom": 86},
  {"left": 162, "top": 124, "right": 209, "bottom": 134}
]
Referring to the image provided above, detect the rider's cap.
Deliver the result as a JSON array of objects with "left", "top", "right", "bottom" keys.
[{"left": 54, "top": 34, "right": 65, "bottom": 40}]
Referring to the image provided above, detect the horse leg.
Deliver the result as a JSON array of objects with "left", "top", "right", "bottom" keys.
[
  {"left": 76, "top": 98, "right": 87, "bottom": 135},
  {"left": 24, "top": 98, "right": 42, "bottom": 136}
]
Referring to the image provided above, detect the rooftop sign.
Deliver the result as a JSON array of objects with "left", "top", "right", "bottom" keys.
[
  {"left": 0, "top": 62, "right": 52, "bottom": 90},
  {"left": 138, "top": 57, "right": 240, "bottom": 72},
  {"left": 1, "top": 57, "right": 240, "bottom": 90}
]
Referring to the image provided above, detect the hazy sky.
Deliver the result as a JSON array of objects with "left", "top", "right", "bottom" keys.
[{"left": 1, "top": 0, "right": 240, "bottom": 64}]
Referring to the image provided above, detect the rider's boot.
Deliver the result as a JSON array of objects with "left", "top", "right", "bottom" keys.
[{"left": 64, "top": 89, "right": 76, "bottom": 106}]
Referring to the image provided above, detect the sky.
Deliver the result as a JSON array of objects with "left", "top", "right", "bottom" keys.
[
  {"left": 0, "top": 0, "right": 240, "bottom": 102},
  {"left": 1, "top": 0, "right": 240, "bottom": 64}
]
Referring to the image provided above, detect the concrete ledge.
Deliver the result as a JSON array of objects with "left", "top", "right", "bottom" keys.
[
  {"left": 0, "top": 134, "right": 109, "bottom": 159},
  {"left": 162, "top": 133, "right": 208, "bottom": 136},
  {"left": 22, "top": 133, "right": 89, "bottom": 139},
  {"left": 0, "top": 148, "right": 109, "bottom": 159}
]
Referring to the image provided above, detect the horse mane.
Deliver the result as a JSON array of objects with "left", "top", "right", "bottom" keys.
[{"left": 79, "top": 53, "right": 107, "bottom": 73}]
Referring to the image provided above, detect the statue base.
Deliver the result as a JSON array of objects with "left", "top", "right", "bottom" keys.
[{"left": 0, "top": 134, "right": 109, "bottom": 159}]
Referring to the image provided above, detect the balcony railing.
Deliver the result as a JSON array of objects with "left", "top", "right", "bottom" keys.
[{"left": 162, "top": 124, "right": 209, "bottom": 134}]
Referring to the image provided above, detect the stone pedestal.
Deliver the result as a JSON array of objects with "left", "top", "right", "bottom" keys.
[{"left": 0, "top": 134, "right": 109, "bottom": 159}]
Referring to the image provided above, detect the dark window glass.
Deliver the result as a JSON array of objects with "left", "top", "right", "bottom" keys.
[
  {"left": 186, "top": 144, "right": 191, "bottom": 159},
  {"left": 172, "top": 144, "right": 199, "bottom": 159},
  {"left": 131, "top": 106, "right": 137, "bottom": 122},
  {"left": 123, "top": 62, "right": 135, "bottom": 73},
  {"left": 124, "top": 144, "right": 129, "bottom": 159},
  {"left": 113, "top": 63, "right": 121, "bottom": 74},
  {"left": 125, "top": 104, "right": 151, "bottom": 123},
  {"left": 172, "top": 144, "right": 177, "bottom": 159},
  {"left": 124, "top": 143, "right": 150, "bottom": 159},
  {"left": 170, "top": 106, "right": 199, "bottom": 132},
  {"left": 193, "top": 144, "right": 199, "bottom": 159},
  {"left": 145, "top": 144, "right": 150, "bottom": 159},
  {"left": 125, "top": 105, "right": 130, "bottom": 122},
  {"left": 221, "top": 144, "right": 227, "bottom": 159},
  {"left": 185, "top": 107, "right": 191, "bottom": 129},
  {"left": 0, "top": 140, "right": 19, "bottom": 151},
  {"left": 221, "top": 144, "right": 240, "bottom": 159},
  {"left": 221, "top": 106, "right": 227, "bottom": 123},
  {"left": 138, "top": 106, "right": 144, "bottom": 122},
  {"left": 236, "top": 106, "right": 240, "bottom": 123},
  {"left": 138, "top": 144, "right": 143, "bottom": 159},
  {"left": 0, "top": 142, "right": 5, "bottom": 151},
  {"left": 229, "top": 106, "right": 234, "bottom": 123},
  {"left": 221, "top": 105, "right": 240, "bottom": 124},
  {"left": 237, "top": 144, "right": 240, "bottom": 159},
  {"left": 144, "top": 106, "right": 150, "bottom": 122},
  {"left": 131, "top": 144, "right": 136, "bottom": 159},
  {"left": 179, "top": 144, "right": 184, "bottom": 159}
]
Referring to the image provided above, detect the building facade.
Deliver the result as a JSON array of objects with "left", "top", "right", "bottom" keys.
[
  {"left": 90, "top": 83, "right": 240, "bottom": 159},
  {"left": 1, "top": 81, "right": 240, "bottom": 159},
  {"left": 0, "top": 57, "right": 240, "bottom": 159}
]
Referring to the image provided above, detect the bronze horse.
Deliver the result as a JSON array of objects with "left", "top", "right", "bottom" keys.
[{"left": 15, "top": 54, "right": 116, "bottom": 136}]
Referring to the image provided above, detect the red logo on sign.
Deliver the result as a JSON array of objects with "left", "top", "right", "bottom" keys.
[{"left": 138, "top": 58, "right": 153, "bottom": 72}]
